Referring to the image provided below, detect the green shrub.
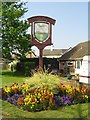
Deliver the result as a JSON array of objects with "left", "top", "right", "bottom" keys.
[
  {"left": 25, "top": 72, "right": 60, "bottom": 94},
  {"left": 16, "top": 62, "right": 35, "bottom": 76}
]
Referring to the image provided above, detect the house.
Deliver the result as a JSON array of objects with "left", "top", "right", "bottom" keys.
[
  {"left": 25, "top": 51, "right": 37, "bottom": 58},
  {"left": 79, "top": 55, "right": 90, "bottom": 84},
  {"left": 59, "top": 41, "right": 90, "bottom": 75},
  {"left": 43, "top": 49, "right": 67, "bottom": 58},
  {"left": 11, "top": 50, "right": 37, "bottom": 59}
]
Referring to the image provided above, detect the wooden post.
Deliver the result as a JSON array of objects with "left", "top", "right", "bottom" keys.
[{"left": 39, "top": 49, "right": 43, "bottom": 68}]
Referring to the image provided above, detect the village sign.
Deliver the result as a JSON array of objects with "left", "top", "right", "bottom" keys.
[{"left": 28, "top": 16, "right": 56, "bottom": 68}]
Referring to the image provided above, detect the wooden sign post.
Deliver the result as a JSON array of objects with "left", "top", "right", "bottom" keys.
[{"left": 28, "top": 16, "right": 56, "bottom": 69}]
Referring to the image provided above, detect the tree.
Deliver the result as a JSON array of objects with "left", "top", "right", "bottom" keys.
[{"left": 2, "top": 2, "right": 31, "bottom": 59}]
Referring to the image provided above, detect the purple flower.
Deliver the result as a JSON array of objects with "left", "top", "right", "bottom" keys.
[
  {"left": 19, "top": 94, "right": 23, "bottom": 98},
  {"left": 12, "top": 101, "right": 17, "bottom": 106},
  {"left": 12, "top": 94, "right": 19, "bottom": 99},
  {"left": 7, "top": 97, "right": 12, "bottom": 103},
  {"left": 60, "top": 96, "right": 72, "bottom": 105},
  {"left": 6, "top": 93, "right": 24, "bottom": 106},
  {"left": 11, "top": 94, "right": 23, "bottom": 100},
  {"left": 54, "top": 95, "right": 61, "bottom": 106},
  {"left": 54, "top": 94, "right": 73, "bottom": 106}
]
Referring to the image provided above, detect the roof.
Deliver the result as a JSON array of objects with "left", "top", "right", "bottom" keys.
[
  {"left": 43, "top": 49, "right": 67, "bottom": 57},
  {"left": 25, "top": 51, "right": 37, "bottom": 58},
  {"left": 59, "top": 41, "right": 90, "bottom": 60}
]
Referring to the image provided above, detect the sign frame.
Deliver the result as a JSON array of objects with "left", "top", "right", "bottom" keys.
[{"left": 28, "top": 16, "right": 56, "bottom": 68}]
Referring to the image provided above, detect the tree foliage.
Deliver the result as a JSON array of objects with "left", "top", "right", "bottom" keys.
[{"left": 2, "top": 2, "right": 31, "bottom": 59}]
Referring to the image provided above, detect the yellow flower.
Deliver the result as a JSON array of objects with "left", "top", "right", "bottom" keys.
[
  {"left": 4, "top": 87, "right": 11, "bottom": 93},
  {"left": 29, "top": 98, "right": 31, "bottom": 101},
  {"left": 76, "top": 87, "right": 80, "bottom": 92},
  {"left": 25, "top": 102, "right": 27, "bottom": 105},
  {"left": 24, "top": 97, "right": 29, "bottom": 102},
  {"left": 32, "top": 102, "right": 35, "bottom": 105},
  {"left": 85, "top": 95, "right": 88, "bottom": 99},
  {"left": 34, "top": 98, "right": 37, "bottom": 102},
  {"left": 27, "top": 101, "right": 30, "bottom": 105},
  {"left": 30, "top": 94, "right": 32, "bottom": 98},
  {"left": 41, "top": 90, "right": 43, "bottom": 93},
  {"left": 38, "top": 93, "right": 41, "bottom": 98},
  {"left": 35, "top": 93, "right": 37, "bottom": 96}
]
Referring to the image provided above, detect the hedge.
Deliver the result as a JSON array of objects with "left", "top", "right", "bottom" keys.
[{"left": 15, "top": 62, "right": 35, "bottom": 76}]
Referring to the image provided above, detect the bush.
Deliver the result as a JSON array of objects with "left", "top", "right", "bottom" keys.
[
  {"left": 16, "top": 62, "right": 35, "bottom": 76},
  {"left": 25, "top": 72, "right": 60, "bottom": 94}
]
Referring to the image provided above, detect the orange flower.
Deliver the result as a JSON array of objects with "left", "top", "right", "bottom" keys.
[
  {"left": 13, "top": 88, "right": 18, "bottom": 92},
  {"left": 17, "top": 97, "right": 24, "bottom": 105}
]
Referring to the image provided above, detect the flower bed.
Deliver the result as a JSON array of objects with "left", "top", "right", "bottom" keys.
[{"left": 0, "top": 82, "right": 90, "bottom": 112}]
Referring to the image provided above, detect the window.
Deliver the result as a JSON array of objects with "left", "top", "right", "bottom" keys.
[
  {"left": 67, "top": 62, "right": 73, "bottom": 66},
  {"left": 77, "top": 61, "right": 80, "bottom": 69}
]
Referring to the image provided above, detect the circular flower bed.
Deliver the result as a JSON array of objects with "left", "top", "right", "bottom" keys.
[{"left": 0, "top": 82, "right": 89, "bottom": 112}]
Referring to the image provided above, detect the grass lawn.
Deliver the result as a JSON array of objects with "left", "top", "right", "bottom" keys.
[
  {"left": 0, "top": 70, "right": 29, "bottom": 87},
  {"left": 0, "top": 70, "right": 89, "bottom": 119},
  {"left": 0, "top": 99, "right": 89, "bottom": 119}
]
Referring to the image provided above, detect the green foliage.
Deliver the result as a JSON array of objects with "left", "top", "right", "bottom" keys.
[
  {"left": 25, "top": 72, "right": 60, "bottom": 93},
  {"left": 16, "top": 62, "right": 35, "bottom": 76},
  {"left": 1, "top": 2, "right": 31, "bottom": 59}
]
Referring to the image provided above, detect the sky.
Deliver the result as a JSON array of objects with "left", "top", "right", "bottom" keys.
[{"left": 22, "top": 2, "right": 88, "bottom": 54}]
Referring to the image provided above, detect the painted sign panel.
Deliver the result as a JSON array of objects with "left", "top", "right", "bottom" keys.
[{"left": 34, "top": 22, "right": 49, "bottom": 43}]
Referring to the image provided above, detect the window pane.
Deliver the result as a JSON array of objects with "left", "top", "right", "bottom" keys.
[{"left": 77, "top": 61, "right": 80, "bottom": 69}]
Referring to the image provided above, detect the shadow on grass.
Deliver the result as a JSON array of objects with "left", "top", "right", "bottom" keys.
[{"left": 1, "top": 70, "right": 26, "bottom": 77}]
